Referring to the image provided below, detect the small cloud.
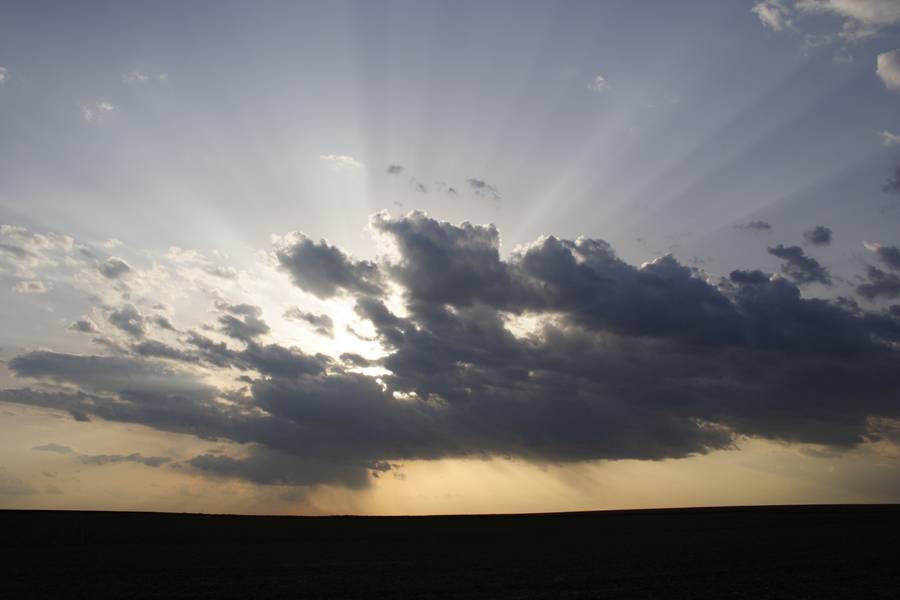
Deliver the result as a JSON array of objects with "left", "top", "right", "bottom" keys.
[
  {"left": 467, "top": 178, "right": 502, "bottom": 201},
  {"left": 98, "top": 256, "right": 132, "bottom": 279},
  {"left": 587, "top": 74, "right": 607, "bottom": 93},
  {"left": 69, "top": 319, "right": 98, "bottom": 334},
  {"left": 803, "top": 225, "right": 833, "bottom": 246},
  {"left": 81, "top": 100, "right": 116, "bottom": 123},
  {"left": 122, "top": 70, "right": 149, "bottom": 83},
  {"left": 736, "top": 220, "right": 773, "bottom": 231},
  {"left": 0, "top": 66, "right": 8, "bottom": 85},
  {"left": 102, "top": 238, "right": 123, "bottom": 249},
  {"left": 386, "top": 164, "right": 405, "bottom": 175},
  {"left": 13, "top": 280, "right": 49, "bottom": 294},
  {"left": 319, "top": 154, "right": 365, "bottom": 173},
  {"left": 33, "top": 443, "right": 74, "bottom": 455},
  {"left": 752, "top": 0, "right": 792, "bottom": 32},
  {"left": 877, "top": 49, "right": 900, "bottom": 93},
  {"left": 881, "top": 131, "right": 900, "bottom": 146}
]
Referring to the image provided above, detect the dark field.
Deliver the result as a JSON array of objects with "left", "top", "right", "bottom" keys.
[{"left": 3, "top": 504, "right": 900, "bottom": 599}]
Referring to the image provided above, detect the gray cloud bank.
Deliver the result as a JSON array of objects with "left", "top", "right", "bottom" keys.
[{"left": 4, "top": 212, "right": 900, "bottom": 491}]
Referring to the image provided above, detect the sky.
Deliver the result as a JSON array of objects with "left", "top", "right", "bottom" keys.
[{"left": 1, "top": 0, "right": 900, "bottom": 515}]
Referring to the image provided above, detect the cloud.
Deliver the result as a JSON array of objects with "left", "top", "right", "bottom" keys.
[
  {"left": 0, "top": 66, "right": 7, "bottom": 85},
  {"left": 108, "top": 304, "right": 146, "bottom": 337},
  {"left": 753, "top": 1, "right": 793, "bottom": 31},
  {"left": 754, "top": 2, "right": 900, "bottom": 51},
  {"left": 33, "top": 443, "right": 170, "bottom": 467},
  {"left": 5, "top": 213, "right": 900, "bottom": 490},
  {"left": 319, "top": 154, "right": 365, "bottom": 173},
  {"left": 767, "top": 244, "right": 831, "bottom": 285},
  {"left": 884, "top": 164, "right": 900, "bottom": 195},
  {"left": 284, "top": 307, "right": 335, "bottom": 337},
  {"left": 32, "top": 443, "right": 74, "bottom": 455},
  {"left": 881, "top": 131, "right": 900, "bottom": 146},
  {"left": 98, "top": 256, "right": 132, "bottom": 279},
  {"left": 13, "top": 280, "right": 49, "bottom": 294},
  {"left": 803, "top": 225, "right": 833, "bottom": 246},
  {"left": 864, "top": 242, "right": 900, "bottom": 271},
  {"left": 466, "top": 178, "right": 502, "bottom": 201},
  {"left": 216, "top": 301, "right": 270, "bottom": 342},
  {"left": 857, "top": 266, "right": 900, "bottom": 300},
  {"left": 274, "top": 232, "right": 383, "bottom": 299},
  {"left": 81, "top": 100, "right": 116, "bottom": 123},
  {"left": 736, "top": 220, "right": 773, "bottom": 231},
  {"left": 386, "top": 164, "right": 405, "bottom": 175},
  {"left": 69, "top": 319, "right": 98, "bottom": 334},
  {"left": 796, "top": 0, "right": 900, "bottom": 27},
  {"left": 877, "top": 49, "right": 900, "bottom": 92},
  {"left": 122, "top": 70, "right": 149, "bottom": 83},
  {"left": 587, "top": 74, "right": 607, "bottom": 93}
]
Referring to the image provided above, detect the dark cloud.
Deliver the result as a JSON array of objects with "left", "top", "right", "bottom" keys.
[
  {"left": 736, "top": 220, "right": 772, "bottom": 231},
  {"left": 386, "top": 164, "right": 405, "bottom": 175},
  {"left": 108, "top": 304, "right": 146, "bottom": 337},
  {"left": 883, "top": 164, "right": 900, "bottom": 195},
  {"left": 6, "top": 213, "right": 900, "bottom": 490},
  {"left": 69, "top": 319, "right": 98, "bottom": 334},
  {"left": 869, "top": 243, "right": 900, "bottom": 272},
  {"left": 284, "top": 307, "right": 335, "bottom": 337},
  {"left": 803, "top": 226, "right": 832, "bottom": 246},
  {"left": 98, "top": 257, "right": 132, "bottom": 279},
  {"left": 79, "top": 453, "right": 170, "bottom": 467},
  {"left": 132, "top": 339, "right": 199, "bottom": 363},
  {"left": 467, "top": 178, "right": 501, "bottom": 201},
  {"left": 215, "top": 302, "right": 270, "bottom": 342},
  {"left": 857, "top": 266, "right": 900, "bottom": 301},
  {"left": 274, "top": 233, "right": 383, "bottom": 299},
  {"left": 767, "top": 244, "right": 831, "bottom": 285}
]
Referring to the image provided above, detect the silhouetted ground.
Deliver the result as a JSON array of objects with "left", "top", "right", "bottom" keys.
[{"left": 3, "top": 504, "right": 899, "bottom": 599}]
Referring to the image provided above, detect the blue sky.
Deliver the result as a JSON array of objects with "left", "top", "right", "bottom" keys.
[{"left": 1, "top": 1, "right": 900, "bottom": 514}]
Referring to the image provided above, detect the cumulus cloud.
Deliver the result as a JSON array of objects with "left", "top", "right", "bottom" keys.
[
  {"left": 5, "top": 213, "right": 900, "bottom": 491},
  {"left": 216, "top": 301, "right": 270, "bottom": 342},
  {"left": 108, "top": 304, "right": 146, "bottom": 337},
  {"left": 69, "top": 319, "right": 98, "bottom": 334},
  {"left": 274, "top": 232, "right": 383, "bottom": 299},
  {"left": 13, "top": 280, "right": 49, "bottom": 294},
  {"left": 877, "top": 49, "right": 900, "bottom": 92},
  {"left": 98, "top": 256, "right": 132, "bottom": 279},
  {"left": 803, "top": 225, "right": 833, "bottom": 246},
  {"left": 386, "top": 164, "right": 405, "bottom": 175}
]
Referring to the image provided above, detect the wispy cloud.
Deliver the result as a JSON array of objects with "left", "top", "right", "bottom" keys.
[
  {"left": 319, "top": 154, "right": 365, "bottom": 173},
  {"left": 81, "top": 100, "right": 116, "bottom": 123},
  {"left": 587, "top": 74, "right": 607, "bottom": 93},
  {"left": 0, "top": 66, "right": 8, "bottom": 85},
  {"left": 881, "top": 130, "right": 900, "bottom": 146}
]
